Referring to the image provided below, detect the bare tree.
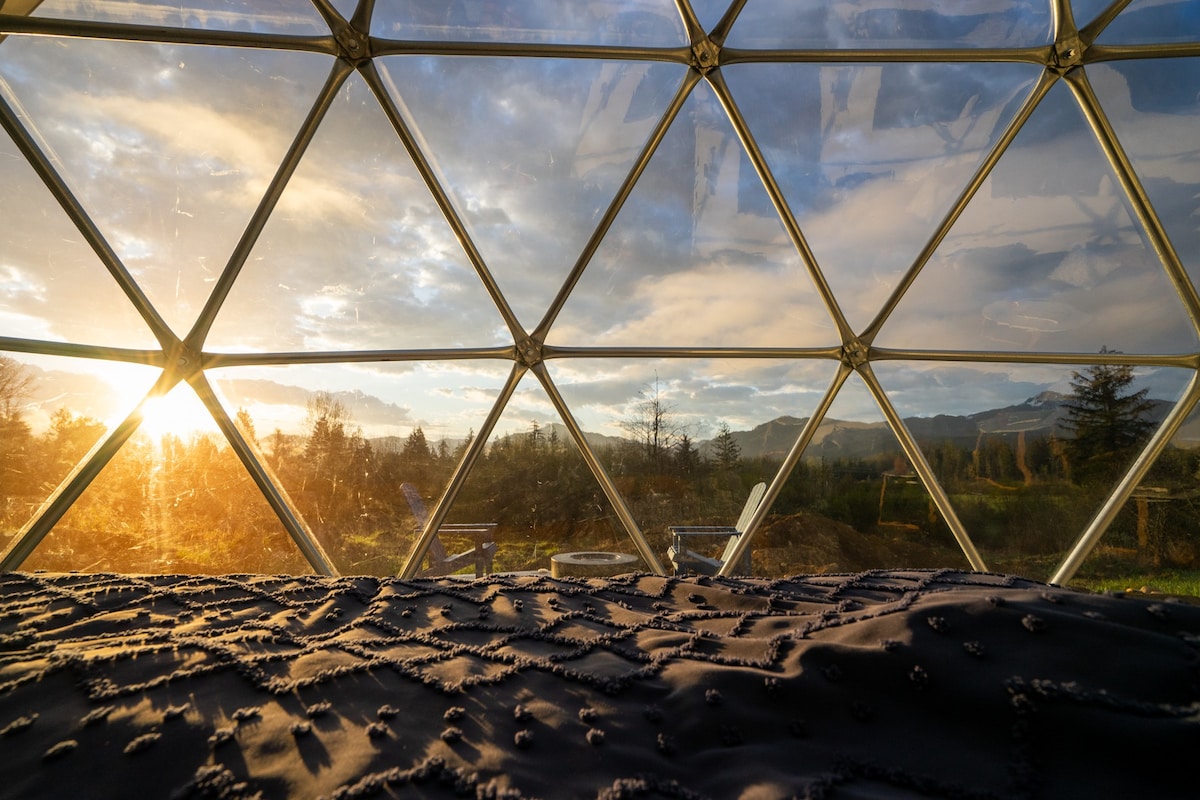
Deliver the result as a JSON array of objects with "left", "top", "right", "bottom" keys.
[
  {"left": 620, "top": 376, "right": 686, "bottom": 470},
  {"left": 0, "top": 356, "right": 32, "bottom": 423},
  {"left": 0, "top": 357, "right": 35, "bottom": 504}
]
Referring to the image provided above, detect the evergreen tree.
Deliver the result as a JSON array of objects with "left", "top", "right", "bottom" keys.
[
  {"left": 527, "top": 420, "right": 543, "bottom": 447},
  {"left": 304, "top": 393, "right": 350, "bottom": 464},
  {"left": 674, "top": 433, "right": 701, "bottom": 477},
  {"left": 454, "top": 428, "right": 476, "bottom": 461},
  {"left": 713, "top": 422, "right": 741, "bottom": 471},
  {"left": 234, "top": 407, "right": 258, "bottom": 445},
  {"left": 267, "top": 428, "right": 294, "bottom": 471},
  {"left": 402, "top": 426, "right": 433, "bottom": 479},
  {"left": 301, "top": 392, "right": 372, "bottom": 534},
  {"left": 1062, "top": 348, "right": 1156, "bottom": 483}
]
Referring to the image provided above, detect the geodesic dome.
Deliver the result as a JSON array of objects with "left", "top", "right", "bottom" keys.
[{"left": 1, "top": 0, "right": 1199, "bottom": 585}]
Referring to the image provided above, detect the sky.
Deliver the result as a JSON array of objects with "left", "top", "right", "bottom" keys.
[{"left": 1, "top": 0, "right": 1199, "bottom": 446}]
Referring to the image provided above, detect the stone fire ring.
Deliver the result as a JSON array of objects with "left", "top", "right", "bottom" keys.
[{"left": 550, "top": 551, "right": 638, "bottom": 578}]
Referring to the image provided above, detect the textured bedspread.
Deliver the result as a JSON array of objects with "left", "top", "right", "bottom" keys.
[{"left": 1, "top": 569, "right": 1197, "bottom": 799}]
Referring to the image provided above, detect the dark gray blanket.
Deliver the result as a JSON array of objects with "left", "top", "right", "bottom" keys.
[{"left": 1, "top": 570, "right": 1196, "bottom": 798}]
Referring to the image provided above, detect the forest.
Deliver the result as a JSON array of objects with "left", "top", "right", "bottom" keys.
[{"left": 1, "top": 355, "right": 1198, "bottom": 586}]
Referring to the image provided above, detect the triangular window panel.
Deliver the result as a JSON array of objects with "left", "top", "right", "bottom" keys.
[
  {"left": 871, "top": 360, "right": 1190, "bottom": 579},
  {"left": 1065, "top": 386, "right": 1195, "bottom": 587},
  {"left": 723, "top": 62, "right": 1041, "bottom": 332},
  {"left": 1072, "top": 390, "right": 1200, "bottom": 591},
  {"left": 0, "top": 36, "right": 334, "bottom": 338},
  {"left": 764, "top": 371, "right": 972, "bottom": 575},
  {"left": 1089, "top": 60, "right": 1200, "bottom": 286},
  {"left": 725, "top": 0, "right": 1053, "bottom": 49},
  {"left": 1055, "top": 371, "right": 1192, "bottom": 589},
  {"left": 1096, "top": 0, "right": 1200, "bottom": 44},
  {"left": 429, "top": 369, "right": 640, "bottom": 577},
  {"left": 548, "top": 79, "right": 835, "bottom": 347},
  {"left": 21, "top": 429, "right": 312, "bottom": 574},
  {"left": 370, "top": 0, "right": 687, "bottom": 46},
  {"left": 30, "top": 0, "right": 330, "bottom": 35},
  {"left": 0, "top": 112, "right": 154, "bottom": 348},
  {"left": 377, "top": 56, "right": 686, "bottom": 332},
  {"left": 546, "top": 357, "right": 838, "bottom": 573},
  {"left": 0, "top": 355, "right": 158, "bottom": 555},
  {"left": 877, "top": 80, "right": 1198, "bottom": 354},
  {"left": 208, "top": 70, "right": 508, "bottom": 353},
  {"left": 208, "top": 360, "right": 515, "bottom": 575}
]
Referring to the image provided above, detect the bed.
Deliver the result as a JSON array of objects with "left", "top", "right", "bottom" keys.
[{"left": 1, "top": 569, "right": 1195, "bottom": 798}]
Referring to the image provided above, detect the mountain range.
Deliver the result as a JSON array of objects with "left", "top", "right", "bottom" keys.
[
  {"left": 510, "top": 390, "right": 1189, "bottom": 462},
  {"left": 714, "top": 391, "right": 1188, "bottom": 462}
]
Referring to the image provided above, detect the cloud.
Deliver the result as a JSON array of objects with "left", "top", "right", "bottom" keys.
[
  {"left": 546, "top": 358, "right": 841, "bottom": 438},
  {"left": 725, "top": 2, "right": 1053, "bottom": 49},
  {"left": 2, "top": 21, "right": 1196, "bottom": 448},
  {"left": 551, "top": 258, "right": 835, "bottom": 347}
]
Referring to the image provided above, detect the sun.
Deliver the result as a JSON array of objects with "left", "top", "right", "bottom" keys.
[{"left": 136, "top": 385, "right": 221, "bottom": 442}]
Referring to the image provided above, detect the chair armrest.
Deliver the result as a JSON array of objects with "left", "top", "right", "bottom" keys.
[
  {"left": 666, "top": 544, "right": 722, "bottom": 576},
  {"left": 439, "top": 522, "right": 498, "bottom": 536}
]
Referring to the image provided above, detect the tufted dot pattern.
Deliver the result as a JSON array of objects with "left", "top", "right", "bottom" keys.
[{"left": 0, "top": 570, "right": 1197, "bottom": 798}]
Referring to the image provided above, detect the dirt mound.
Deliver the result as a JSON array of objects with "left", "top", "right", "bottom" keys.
[{"left": 752, "top": 512, "right": 966, "bottom": 577}]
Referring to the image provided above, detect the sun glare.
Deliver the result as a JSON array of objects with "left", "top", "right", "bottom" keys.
[{"left": 137, "top": 387, "right": 221, "bottom": 442}]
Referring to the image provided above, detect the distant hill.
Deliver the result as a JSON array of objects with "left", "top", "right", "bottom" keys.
[
  {"left": 367, "top": 392, "right": 1187, "bottom": 461},
  {"left": 385, "top": 423, "right": 627, "bottom": 455},
  {"left": 700, "top": 391, "right": 1180, "bottom": 462},
  {"left": 969, "top": 390, "right": 1073, "bottom": 434}
]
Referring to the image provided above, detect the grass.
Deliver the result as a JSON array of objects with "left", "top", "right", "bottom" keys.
[{"left": 1069, "top": 569, "right": 1200, "bottom": 599}]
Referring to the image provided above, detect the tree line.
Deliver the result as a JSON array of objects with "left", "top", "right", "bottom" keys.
[{"left": 0, "top": 353, "right": 1194, "bottom": 576}]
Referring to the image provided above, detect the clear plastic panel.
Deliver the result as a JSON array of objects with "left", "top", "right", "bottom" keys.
[
  {"left": 1096, "top": 0, "right": 1200, "bottom": 44},
  {"left": 1072, "top": 394, "right": 1200, "bottom": 596},
  {"left": 207, "top": 69, "right": 510, "bottom": 353},
  {"left": 546, "top": 357, "right": 838, "bottom": 570},
  {"left": 23, "top": 429, "right": 312, "bottom": 574},
  {"left": 208, "top": 360, "right": 515, "bottom": 575},
  {"left": 0, "top": 102, "right": 156, "bottom": 347},
  {"left": 723, "top": 61, "right": 1041, "bottom": 332},
  {"left": 431, "top": 370, "right": 637, "bottom": 576},
  {"left": 549, "top": 78, "right": 836, "bottom": 347},
  {"left": 1089, "top": 59, "right": 1200, "bottom": 289},
  {"left": 0, "top": 36, "right": 335, "bottom": 338},
  {"left": 762, "top": 370, "right": 971, "bottom": 576},
  {"left": 0, "top": 1, "right": 1198, "bottom": 586},
  {"left": 370, "top": 0, "right": 687, "bottom": 46},
  {"left": 873, "top": 360, "right": 1190, "bottom": 581},
  {"left": 0, "top": 354, "right": 158, "bottom": 555},
  {"left": 726, "top": 0, "right": 1054, "bottom": 49},
  {"left": 878, "top": 80, "right": 1198, "bottom": 354},
  {"left": 30, "top": 0, "right": 330, "bottom": 35},
  {"left": 378, "top": 56, "right": 686, "bottom": 333}
]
